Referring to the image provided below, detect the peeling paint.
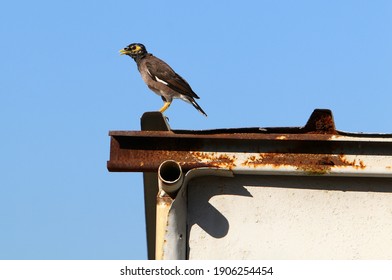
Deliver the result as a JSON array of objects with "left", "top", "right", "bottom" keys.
[
  {"left": 242, "top": 153, "right": 349, "bottom": 175},
  {"left": 191, "top": 152, "right": 237, "bottom": 169},
  {"left": 338, "top": 155, "right": 367, "bottom": 170}
]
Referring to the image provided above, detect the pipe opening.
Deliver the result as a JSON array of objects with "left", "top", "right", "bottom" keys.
[
  {"left": 159, "top": 160, "right": 182, "bottom": 183},
  {"left": 158, "top": 160, "right": 184, "bottom": 196}
]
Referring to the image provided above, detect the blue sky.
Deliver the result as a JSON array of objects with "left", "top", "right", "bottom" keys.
[{"left": 1, "top": 1, "right": 391, "bottom": 259}]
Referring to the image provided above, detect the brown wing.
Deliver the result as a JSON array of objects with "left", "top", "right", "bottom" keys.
[{"left": 145, "top": 56, "right": 200, "bottom": 99}]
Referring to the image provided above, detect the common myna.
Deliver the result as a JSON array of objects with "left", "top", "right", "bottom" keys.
[{"left": 120, "top": 43, "right": 207, "bottom": 116}]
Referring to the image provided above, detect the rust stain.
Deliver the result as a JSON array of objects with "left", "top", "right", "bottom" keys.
[
  {"left": 157, "top": 193, "right": 174, "bottom": 203},
  {"left": 338, "top": 155, "right": 366, "bottom": 169},
  {"left": 243, "top": 153, "right": 340, "bottom": 174},
  {"left": 311, "top": 115, "right": 335, "bottom": 134},
  {"left": 191, "top": 152, "right": 237, "bottom": 169},
  {"left": 242, "top": 153, "right": 367, "bottom": 175},
  {"left": 303, "top": 109, "right": 337, "bottom": 134}
]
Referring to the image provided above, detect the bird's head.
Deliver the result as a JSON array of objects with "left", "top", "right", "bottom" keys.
[{"left": 119, "top": 43, "right": 147, "bottom": 59}]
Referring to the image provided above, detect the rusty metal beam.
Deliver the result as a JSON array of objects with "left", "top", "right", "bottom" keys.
[{"left": 107, "top": 109, "right": 392, "bottom": 176}]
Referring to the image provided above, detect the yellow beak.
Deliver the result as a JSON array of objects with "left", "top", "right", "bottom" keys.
[{"left": 119, "top": 49, "right": 129, "bottom": 55}]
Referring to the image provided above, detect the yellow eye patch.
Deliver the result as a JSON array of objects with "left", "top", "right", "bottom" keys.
[{"left": 131, "top": 45, "right": 142, "bottom": 52}]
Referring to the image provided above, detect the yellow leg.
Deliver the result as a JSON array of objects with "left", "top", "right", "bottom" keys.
[{"left": 159, "top": 101, "right": 171, "bottom": 113}]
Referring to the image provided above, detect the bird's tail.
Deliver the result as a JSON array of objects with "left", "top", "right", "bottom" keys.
[{"left": 190, "top": 99, "right": 207, "bottom": 117}]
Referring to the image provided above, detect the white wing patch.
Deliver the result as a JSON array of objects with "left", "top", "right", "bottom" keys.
[{"left": 155, "top": 76, "right": 169, "bottom": 85}]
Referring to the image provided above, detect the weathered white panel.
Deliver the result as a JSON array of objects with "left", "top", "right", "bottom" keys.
[{"left": 187, "top": 175, "right": 392, "bottom": 259}]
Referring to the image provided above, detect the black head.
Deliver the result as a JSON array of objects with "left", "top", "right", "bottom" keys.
[{"left": 119, "top": 43, "right": 147, "bottom": 59}]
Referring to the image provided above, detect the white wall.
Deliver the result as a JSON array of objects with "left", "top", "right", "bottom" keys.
[{"left": 187, "top": 175, "right": 392, "bottom": 259}]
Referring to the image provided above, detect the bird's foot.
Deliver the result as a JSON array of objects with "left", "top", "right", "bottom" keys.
[{"left": 159, "top": 101, "right": 171, "bottom": 113}]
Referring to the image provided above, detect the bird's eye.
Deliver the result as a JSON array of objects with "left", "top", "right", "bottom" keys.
[{"left": 131, "top": 45, "right": 137, "bottom": 50}]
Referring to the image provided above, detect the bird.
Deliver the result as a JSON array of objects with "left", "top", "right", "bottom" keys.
[{"left": 120, "top": 43, "right": 207, "bottom": 116}]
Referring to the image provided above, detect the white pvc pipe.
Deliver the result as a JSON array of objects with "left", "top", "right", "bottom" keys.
[{"left": 158, "top": 160, "right": 184, "bottom": 195}]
